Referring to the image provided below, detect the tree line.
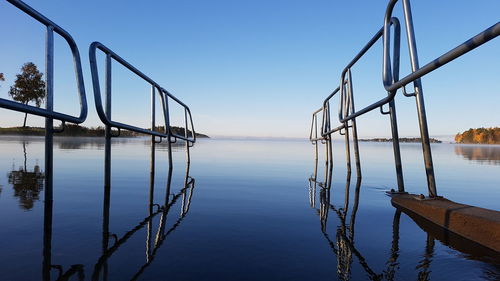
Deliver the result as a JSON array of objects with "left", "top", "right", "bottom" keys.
[
  {"left": 1, "top": 63, "right": 209, "bottom": 138},
  {"left": 455, "top": 128, "right": 500, "bottom": 144},
  {"left": 0, "top": 124, "right": 209, "bottom": 138}
]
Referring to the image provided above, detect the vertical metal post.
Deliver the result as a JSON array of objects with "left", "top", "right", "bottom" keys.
[
  {"left": 325, "top": 134, "right": 330, "bottom": 184},
  {"left": 184, "top": 108, "right": 190, "bottom": 164},
  {"left": 150, "top": 86, "right": 156, "bottom": 194},
  {"left": 388, "top": 21, "right": 405, "bottom": 192},
  {"left": 42, "top": 25, "right": 54, "bottom": 281},
  {"left": 327, "top": 136, "right": 333, "bottom": 189},
  {"left": 310, "top": 118, "right": 319, "bottom": 207},
  {"left": 147, "top": 85, "right": 155, "bottom": 262},
  {"left": 341, "top": 80, "right": 352, "bottom": 177},
  {"left": 320, "top": 107, "right": 328, "bottom": 185},
  {"left": 314, "top": 114, "right": 319, "bottom": 163},
  {"left": 325, "top": 104, "right": 334, "bottom": 189},
  {"left": 313, "top": 140, "right": 318, "bottom": 182},
  {"left": 100, "top": 53, "right": 112, "bottom": 281},
  {"left": 402, "top": 0, "right": 437, "bottom": 197},
  {"left": 104, "top": 54, "right": 112, "bottom": 190},
  {"left": 179, "top": 94, "right": 191, "bottom": 217},
  {"left": 346, "top": 69, "right": 361, "bottom": 179},
  {"left": 312, "top": 115, "right": 319, "bottom": 186},
  {"left": 388, "top": 100, "right": 405, "bottom": 192},
  {"left": 151, "top": 85, "right": 156, "bottom": 140},
  {"left": 150, "top": 86, "right": 156, "bottom": 193},
  {"left": 161, "top": 92, "right": 173, "bottom": 204},
  {"left": 343, "top": 120, "right": 352, "bottom": 176}
]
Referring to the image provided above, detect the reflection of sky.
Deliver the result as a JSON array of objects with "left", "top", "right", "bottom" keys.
[
  {"left": 0, "top": 136, "right": 499, "bottom": 280},
  {"left": 454, "top": 145, "right": 500, "bottom": 165}
]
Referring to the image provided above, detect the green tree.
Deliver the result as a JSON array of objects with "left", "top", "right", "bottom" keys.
[{"left": 8, "top": 62, "right": 46, "bottom": 127}]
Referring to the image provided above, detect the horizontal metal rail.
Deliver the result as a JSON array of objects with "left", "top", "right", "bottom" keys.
[
  {"left": 0, "top": 0, "right": 87, "bottom": 124},
  {"left": 309, "top": 107, "right": 325, "bottom": 142},
  {"left": 337, "top": 17, "right": 400, "bottom": 123},
  {"left": 313, "top": 0, "right": 499, "bottom": 197},
  {"left": 160, "top": 88, "right": 196, "bottom": 143},
  {"left": 337, "top": 17, "right": 500, "bottom": 123},
  {"left": 321, "top": 87, "right": 339, "bottom": 137},
  {"left": 89, "top": 42, "right": 168, "bottom": 137},
  {"left": 382, "top": 0, "right": 500, "bottom": 94},
  {"left": 89, "top": 42, "right": 196, "bottom": 143}
]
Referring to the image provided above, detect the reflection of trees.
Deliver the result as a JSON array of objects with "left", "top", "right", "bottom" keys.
[
  {"left": 7, "top": 141, "right": 44, "bottom": 210},
  {"left": 56, "top": 137, "right": 106, "bottom": 150},
  {"left": 454, "top": 145, "right": 500, "bottom": 165}
]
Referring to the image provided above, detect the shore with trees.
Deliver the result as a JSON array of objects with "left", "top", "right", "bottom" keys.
[
  {"left": 455, "top": 128, "right": 500, "bottom": 144},
  {"left": 0, "top": 125, "right": 209, "bottom": 138}
]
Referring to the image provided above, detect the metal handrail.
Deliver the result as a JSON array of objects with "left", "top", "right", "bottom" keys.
[
  {"left": 334, "top": 8, "right": 500, "bottom": 124},
  {"left": 337, "top": 17, "right": 401, "bottom": 123},
  {"left": 89, "top": 42, "right": 196, "bottom": 143},
  {"left": 312, "top": 0, "right": 499, "bottom": 197},
  {"left": 89, "top": 42, "right": 168, "bottom": 138},
  {"left": 0, "top": 0, "right": 87, "bottom": 124},
  {"left": 319, "top": 15, "right": 399, "bottom": 138},
  {"left": 160, "top": 88, "right": 196, "bottom": 144},
  {"left": 309, "top": 107, "right": 324, "bottom": 142},
  {"left": 320, "top": 86, "right": 340, "bottom": 137},
  {"left": 382, "top": 0, "right": 500, "bottom": 94}
]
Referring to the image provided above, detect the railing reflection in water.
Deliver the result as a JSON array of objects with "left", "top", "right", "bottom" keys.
[
  {"left": 308, "top": 156, "right": 438, "bottom": 281},
  {"left": 308, "top": 157, "right": 500, "bottom": 280},
  {"left": 41, "top": 148, "right": 195, "bottom": 281}
]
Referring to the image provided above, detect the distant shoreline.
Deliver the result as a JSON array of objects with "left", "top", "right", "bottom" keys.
[
  {"left": 359, "top": 137, "right": 442, "bottom": 143},
  {"left": 0, "top": 125, "right": 209, "bottom": 138}
]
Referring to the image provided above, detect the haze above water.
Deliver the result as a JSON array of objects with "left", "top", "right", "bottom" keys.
[{"left": 0, "top": 136, "right": 498, "bottom": 280}]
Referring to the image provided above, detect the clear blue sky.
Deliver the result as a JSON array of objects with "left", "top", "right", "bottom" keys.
[{"left": 0, "top": 0, "right": 499, "bottom": 138}]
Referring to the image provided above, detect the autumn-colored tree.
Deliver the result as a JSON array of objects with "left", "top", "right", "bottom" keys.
[
  {"left": 0, "top": 72, "right": 4, "bottom": 84},
  {"left": 455, "top": 127, "right": 500, "bottom": 144},
  {"left": 8, "top": 62, "right": 46, "bottom": 127}
]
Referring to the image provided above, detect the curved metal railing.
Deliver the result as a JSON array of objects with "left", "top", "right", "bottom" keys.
[
  {"left": 311, "top": 0, "right": 499, "bottom": 197},
  {"left": 1, "top": 0, "right": 87, "bottom": 124},
  {"left": 89, "top": 42, "right": 196, "bottom": 143}
]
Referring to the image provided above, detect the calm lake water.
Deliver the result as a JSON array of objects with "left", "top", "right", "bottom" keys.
[{"left": 0, "top": 135, "right": 499, "bottom": 281}]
